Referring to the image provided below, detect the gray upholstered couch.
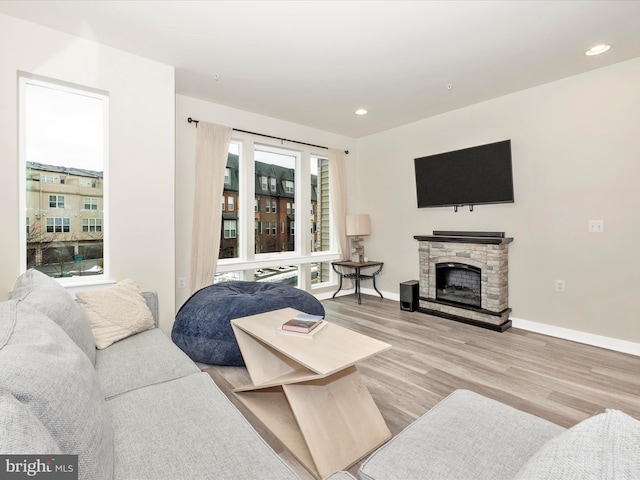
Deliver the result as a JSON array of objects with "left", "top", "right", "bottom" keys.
[
  {"left": 0, "top": 270, "right": 321, "bottom": 479},
  {"left": 356, "top": 388, "right": 640, "bottom": 480}
]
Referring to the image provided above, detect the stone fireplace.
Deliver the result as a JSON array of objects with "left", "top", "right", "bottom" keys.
[{"left": 414, "top": 231, "right": 513, "bottom": 331}]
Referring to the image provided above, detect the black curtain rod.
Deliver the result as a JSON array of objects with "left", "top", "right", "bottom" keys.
[{"left": 187, "top": 117, "right": 348, "bottom": 154}]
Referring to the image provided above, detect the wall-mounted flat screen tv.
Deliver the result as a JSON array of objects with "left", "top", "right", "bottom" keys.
[{"left": 414, "top": 139, "right": 514, "bottom": 209}]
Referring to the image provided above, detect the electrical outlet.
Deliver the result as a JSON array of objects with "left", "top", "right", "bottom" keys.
[
  {"left": 588, "top": 220, "right": 604, "bottom": 233},
  {"left": 177, "top": 277, "right": 186, "bottom": 289},
  {"left": 555, "top": 279, "right": 566, "bottom": 292}
]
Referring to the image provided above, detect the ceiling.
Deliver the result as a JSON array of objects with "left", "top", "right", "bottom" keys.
[{"left": 1, "top": 1, "right": 640, "bottom": 138}]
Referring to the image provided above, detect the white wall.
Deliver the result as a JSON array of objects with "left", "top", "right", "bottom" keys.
[
  {"left": 0, "top": 14, "right": 176, "bottom": 332},
  {"left": 355, "top": 57, "right": 640, "bottom": 345},
  {"left": 175, "top": 94, "right": 357, "bottom": 310}
]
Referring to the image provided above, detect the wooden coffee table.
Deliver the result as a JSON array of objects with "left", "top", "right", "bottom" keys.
[{"left": 231, "top": 307, "right": 392, "bottom": 479}]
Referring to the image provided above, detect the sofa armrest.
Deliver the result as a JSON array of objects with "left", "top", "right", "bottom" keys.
[{"left": 142, "top": 291, "right": 159, "bottom": 327}]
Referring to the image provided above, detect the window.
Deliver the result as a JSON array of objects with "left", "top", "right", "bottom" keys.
[
  {"left": 46, "top": 217, "right": 70, "bottom": 233},
  {"left": 284, "top": 180, "right": 294, "bottom": 194},
  {"left": 49, "top": 195, "right": 64, "bottom": 208},
  {"left": 223, "top": 220, "right": 237, "bottom": 239},
  {"left": 255, "top": 147, "right": 296, "bottom": 253},
  {"left": 83, "top": 197, "right": 98, "bottom": 210},
  {"left": 21, "top": 76, "right": 108, "bottom": 279},
  {"left": 311, "top": 155, "right": 330, "bottom": 253},
  {"left": 215, "top": 138, "right": 338, "bottom": 290},
  {"left": 82, "top": 218, "right": 102, "bottom": 233},
  {"left": 218, "top": 143, "right": 240, "bottom": 260}
]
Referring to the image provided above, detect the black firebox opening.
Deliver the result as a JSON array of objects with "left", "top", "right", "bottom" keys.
[{"left": 436, "top": 262, "right": 481, "bottom": 308}]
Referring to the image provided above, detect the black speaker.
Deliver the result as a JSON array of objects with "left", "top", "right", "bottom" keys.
[{"left": 400, "top": 280, "right": 419, "bottom": 312}]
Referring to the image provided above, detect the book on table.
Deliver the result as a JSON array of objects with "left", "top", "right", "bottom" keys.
[{"left": 281, "top": 313, "right": 324, "bottom": 334}]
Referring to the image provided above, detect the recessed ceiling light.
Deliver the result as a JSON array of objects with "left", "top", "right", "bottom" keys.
[
  {"left": 355, "top": 108, "right": 368, "bottom": 116},
  {"left": 585, "top": 44, "right": 611, "bottom": 56}
]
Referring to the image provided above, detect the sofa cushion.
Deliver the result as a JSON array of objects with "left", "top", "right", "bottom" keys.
[
  {"left": 0, "top": 300, "right": 113, "bottom": 480},
  {"left": 10, "top": 268, "right": 96, "bottom": 364},
  {"left": 359, "top": 389, "right": 565, "bottom": 480},
  {"left": 514, "top": 408, "right": 640, "bottom": 480},
  {"left": 76, "top": 278, "right": 155, "bottom": 349},
  {"left": 0, "top": 389, "right": 62, "bottom": 454},
  {"left": 107, "top": 372, "right": 299, "bottom": 480},
  {"left": 95, "top": 328, "right": 200, "bottom": 399}
]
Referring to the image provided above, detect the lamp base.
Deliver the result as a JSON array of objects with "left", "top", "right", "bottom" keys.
[{"left": 350, "top": 237, "right": 365, "bottom": 262}]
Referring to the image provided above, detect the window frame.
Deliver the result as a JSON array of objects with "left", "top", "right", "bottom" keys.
[
  {"left": 223, "top": 219, "right": 237, "bottom": 239},
  {"left": 82, "top": 218, "right": 102, "bottom": 233},
  {"left": 49, "top": 195, "right": 65, "bottom": 209},
  {"left": 216, "top": 135, "right": 339, "bottom": 290},
  {"left": 18, "top": 74, "right": 109, "bottom": 284},
  {"left": 83, "top": 197, "right": 99, "bottom": 210}
]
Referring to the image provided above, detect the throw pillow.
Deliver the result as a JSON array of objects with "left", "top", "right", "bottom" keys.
[
  {"left": 514, "top": 408, "right": 640, "bottom": 480},
  {"left": 76, "top": 279, "right": 155, "bottom": 349},
  {"left": 10, "top": 269, "right": 96, "bottom": 364},
  {"left": 0, "top": 300, "right": 113, "bottom": 480}
]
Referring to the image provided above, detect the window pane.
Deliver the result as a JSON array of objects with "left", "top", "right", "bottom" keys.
[
  {"left": 311, "top": 261, "right": 332, "bottom": 285},
  {"left": 213, "top": 271, "right": 241, "bottom": 284},
  {"left": 253, "top": 266, "right": 299, "bottom": 287},
  {"left": 23, "top": 80, "right": 106, "bottom": 278},
  {"left": 219, "top": 143, "right": 240, "bottom": 259},
  {"left": 255, "top": 148, "right": 296, "bottom": 254},
  {"left": 311, "top": 156, "right": 330, "bottom": 253}
]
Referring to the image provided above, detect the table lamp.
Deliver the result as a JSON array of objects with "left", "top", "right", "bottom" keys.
[{"left": 346, "top": 214, "right": 371, "bottom": 262}]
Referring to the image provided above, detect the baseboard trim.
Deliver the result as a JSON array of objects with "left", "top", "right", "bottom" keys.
[{"left": 511, "top": 317, "right": 640, "bottom": 357}]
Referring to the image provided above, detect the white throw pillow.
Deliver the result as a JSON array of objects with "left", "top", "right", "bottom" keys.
[
  {"left": 514, "top": 408, "right": 640, "bottom": 480},
  {"left": 76, "top": 279, "right": 155, "bottom": 349}
]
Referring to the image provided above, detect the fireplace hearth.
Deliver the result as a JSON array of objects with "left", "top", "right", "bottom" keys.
[{"left": 414, "top": 231, "right": 513, "bottom": 331}]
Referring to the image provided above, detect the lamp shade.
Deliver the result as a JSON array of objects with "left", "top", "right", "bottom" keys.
[{"left": 346, "top": 214, "right": 371, "bottom": 236}]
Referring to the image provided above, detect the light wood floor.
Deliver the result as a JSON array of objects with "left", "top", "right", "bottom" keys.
[{"left": 203, "top": 294, "right": 640, "bottom": 479}]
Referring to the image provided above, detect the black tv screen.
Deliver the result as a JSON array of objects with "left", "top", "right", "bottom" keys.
[{"left": 414, "top": 140, "right": 514, "bottom": 208}]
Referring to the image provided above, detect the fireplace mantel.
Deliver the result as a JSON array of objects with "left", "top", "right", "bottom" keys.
[{"left": 413, "top": 235, "right": 513, "bottom": 245}]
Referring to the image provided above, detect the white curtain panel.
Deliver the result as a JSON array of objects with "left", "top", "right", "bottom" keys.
[{"left": 190, "top": 122, "right": 232, "bottom": 293}]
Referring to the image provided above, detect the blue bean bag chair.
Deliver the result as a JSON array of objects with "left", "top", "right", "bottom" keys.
[{"left": 172, "top": 281, "right": 325, "bottom": 366}]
